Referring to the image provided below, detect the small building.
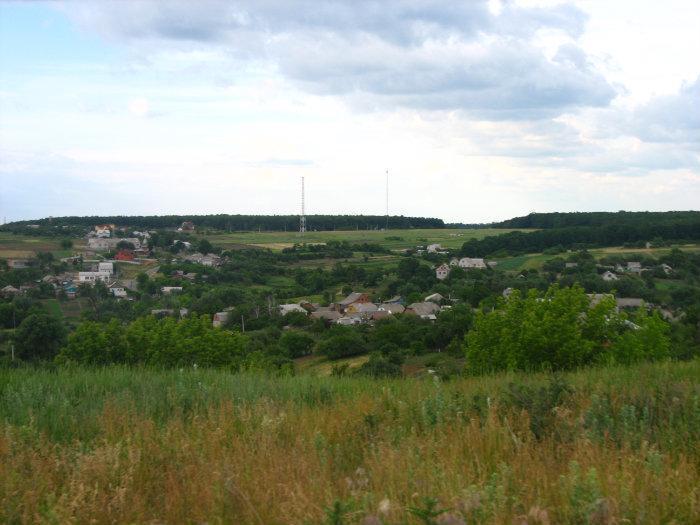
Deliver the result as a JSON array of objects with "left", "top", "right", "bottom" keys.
[
  {"left": 616, "top": 298, "right": 645, "bottom": 309},
  {"left": 426, "top": 243, "right": 443, "bottom": 253},
  {"left": 458, "top": 257, "right": 487, "bottom": 269},
  {"left": 601, "top": 271, "right": 618, "bottom": 281},
  {"left": 336, "top": 316, "right": 363, "bottom": 326},
  {"left": 98, "top": 262, "right": 114, "bottom": 274},
  {"left": 502, "top": 287, "right": 514, "bottom": 298},
  {"left": 406, "top": 301, "right": 441, "bottom": 319},
  {"left": 346, "top": 302, "right": 378, "bottom": 315},
  {"left": 212, "top": 311, "right": 231, "bottom": 328},
  {"left": 565, "top": 262, "right": 578, "bottom": 269},
  {"left": 78, "top": 271, "right": 111, "bottom": 283},
  {"left": 384, "top": 295, "right": 405, "bottom": 305},
  {"left": 377, "top": 303, "right": 405, "bottom": 315},
  {"left": 7, "top": 259, "right": 32, "bottom": 269},
  {"left": 63, "top": 284, "right": 78, "bottom": 299},
  {"left": 660, "top": 263, "right": 673, "bottom": 275},
  {"left": 336, "top": 292, "right": 371, "bottom": 312},
  {"left": 161, "top": 286, "right": 183, "bottom": 294},
  {"left": 279, "top": 304, "right": 308, "bottom": 316},
  {"left": 310, "top": 308, "right": 342, "bottom": 322},
  {"left": 180, "top": 221, "right": 195, "bottom": 231},
  {"left": 109, "top": 285, "right": 127, "bottom": 298},
  {"left": 626, "top": 262, "right": 643, "bottom": 274},
  {"left": 435, "top": 264, "right": 451, "bottom": 280},
  {"left": 425, "top": 292, "right": 445, "bottom": 304},
  {"left": 1, "top": 285, "right": 20, "bottom": 297}
]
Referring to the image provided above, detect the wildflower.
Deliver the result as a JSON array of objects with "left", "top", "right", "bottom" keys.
[{"left": 378, "top": 498, "right": 391, "bottom": 515}]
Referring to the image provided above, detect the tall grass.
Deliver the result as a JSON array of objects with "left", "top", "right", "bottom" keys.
[{"left": 1, "top": 361, "right": 699, "bottom": 523}]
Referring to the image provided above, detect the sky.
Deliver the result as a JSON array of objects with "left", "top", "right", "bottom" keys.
[{"left": 0, "top": 0, "right": 698, "bottom": 223}]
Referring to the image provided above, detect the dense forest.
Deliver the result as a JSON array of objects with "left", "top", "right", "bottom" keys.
[
  {"left": 462, "top": 211, "right": 700, "bottom": 257},
  {"left": 2, "top": 214, "right": 444, "bottom": 232},
  {"left": 494, "top": 210, "right": 700, "bottom": 229}
]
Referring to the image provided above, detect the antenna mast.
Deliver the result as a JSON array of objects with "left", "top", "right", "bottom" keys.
[
  {"left": 385, "top": 168, "right": 389, "bottom": 230},
  {"left": 299, "top": 176, "right": 306, "bottom": 235}
]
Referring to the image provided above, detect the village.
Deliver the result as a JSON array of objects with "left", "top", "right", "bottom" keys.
[{"left": 1, "top": 221, "right": 686, "bottom": 335}]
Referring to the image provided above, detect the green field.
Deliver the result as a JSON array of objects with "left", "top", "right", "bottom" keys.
[
  {"left": 1, "top": 361, "right": 699, "bottom": 523},
  {"left": 0, "top": 232, "right": 74, "bottom": 259},
  {"left": 201, "top": 228, "right": 528, "bottom": 251}
]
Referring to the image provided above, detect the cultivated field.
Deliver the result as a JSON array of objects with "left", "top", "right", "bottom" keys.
[
  {"left": 1, "top": 361, "right": 698, "bottom": 524},
  {"left": 0, "top": 232, "right": 72, "bottom": 259},
  {"left": 201, "top": 228, "right": 528, "bottom": 251}
]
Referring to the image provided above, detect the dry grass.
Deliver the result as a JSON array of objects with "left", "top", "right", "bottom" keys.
[{"left": 1, "top": 362, "right": 699, "bottom": 524}]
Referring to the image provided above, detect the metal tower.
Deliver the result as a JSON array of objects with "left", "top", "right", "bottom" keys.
[
  {"left": 385, "top": 168, "right": 389, "bottom": 230},
  {"left": 299, "top": 176, "right": 306, "bottom": 234}
]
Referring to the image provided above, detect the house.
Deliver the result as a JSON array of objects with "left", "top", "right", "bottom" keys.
[
  {"left": 406, "top": 301, "right": 441, "bottom": 320},
  {"left": 310, "top": 308, "right": 342, "bottom": 322},
  {"left": 279, "top": 304, "right": 308, "bottom": 316},
  {"left": 78, "top": 271, "right": 111, "bottom": 283},
  {"left": 98, "top": 262, "right": 114, "bottom": 274},
  {"left": 7, "top": 259, "right": 32, "bottom": 269},
  {"left": 87, "top": 237, "right": 142, "bottom": 251},
  {"left": 435, "top": 264, "right": 451, "bottom": 280},
  {"left": 458, "top": 257, "right": 487, "bottom": 269},
  {"left": 336, "top": 316, "right": 363, "bottom": 326},
  {"left": 425, "top": 293, "right": 445, "bottom": 304},
  {"left": 161, "top": 286, "right": 183, "bottom": 294},
  {"left": 179, "top": 221, "right": 195, "bottom": 231},
  {"left": 94, "top": 225, "right": 112, "bottom": 238},
  {"left": 212, "top": 311, "right": 231, "bottom": 328},
  {"left": 601, "top": 271, "right": 618, "bottom": 281},
  {"left": 378, "top": 303, "right": 405, "bottom": 315},
  {"left": 109, "top": 285, "right": 127, "bottom": 298},
  {"left": 587, "top": 293, "right": 614, "bottom": 307},
  {"left": 426, "top": 243, "right": 443, "bottom": 253},
  {"left": 1, "top": 285, "right": 20, "bottom": 297},
  {"left": 384, "top": 295, "right": 405, "bottom": 305},
  {"left": 336, "top": 292, "right": 371, "bottom": 312},
  {"left": 616, "top": 298, "right": 645, "bottom": 309},
  {"left": 626, "top": 262, "right": 642, "bottom": 274},
  {"left": 345, "top": 302, "right": 378, "bottom": 315},
  {"left": 115, "top": 250, "right": 135, "bottom": 261},
  {"left": 184, "top": 253, "right": 222, "bottom": 267}
]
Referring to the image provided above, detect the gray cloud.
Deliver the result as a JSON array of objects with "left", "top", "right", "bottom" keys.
[{"left": 66, "top": 0, "right": 615, "bottom": 119}]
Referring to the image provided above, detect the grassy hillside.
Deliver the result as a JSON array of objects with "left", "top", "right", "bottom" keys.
[
  {"left": 202, "top": 228, "right": 529, "bottom": 251},
  {"left": 1, "top": 361, "right": 699, "bottom": 524}
]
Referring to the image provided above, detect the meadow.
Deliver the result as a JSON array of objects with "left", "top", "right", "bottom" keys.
[
  {"left": 2, "top": 361, "right": 699, "bottom": 524},
  {"left": 201, "top": 228, "right": 528, "bottom": 251}
]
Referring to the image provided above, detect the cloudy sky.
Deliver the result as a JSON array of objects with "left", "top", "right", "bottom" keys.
[{"left": 1, "top": 1, "right": 698, "bottom": 223}]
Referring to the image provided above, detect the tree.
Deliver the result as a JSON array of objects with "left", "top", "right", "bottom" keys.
[
  {"left": 14, "top": 313, "right": 66, "bottom": 361},
  {"left": 116, "top": 241, "right": 136, "bottom": 250},
  {"left": 278, "top": 331, "right": 315, "bottom": 358},
  {"left": 198, "top": 238, "right": 214, "bottom": 255},
  {"left": 316, "top": 327, "right": 366, "bottom": 359}
]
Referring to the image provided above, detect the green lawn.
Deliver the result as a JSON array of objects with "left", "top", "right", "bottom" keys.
[{"left": 202, "top": 228, "right": 529, "bottom": 251}]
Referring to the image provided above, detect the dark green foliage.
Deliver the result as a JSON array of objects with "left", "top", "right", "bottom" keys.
[
  {"left": 14, "top": 313, "right": 67, "bottom": 361},
  {"left": 465, "top": 284, "right": 672, "bottom": 374},
  {"left": 278, "top": 330, "right": 315, "bottom": 358},
  {"left": 316, "top": 326, "right": 366, "bottom": 360}
]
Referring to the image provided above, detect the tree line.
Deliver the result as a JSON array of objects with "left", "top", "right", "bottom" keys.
[{"left": 3, "top": 214, "right": 445, "bottom": 232}]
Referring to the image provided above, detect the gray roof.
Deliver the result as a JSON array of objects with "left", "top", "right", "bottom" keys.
[{"left": 339, "top": 292, "right": 366, "bottom": 306}]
